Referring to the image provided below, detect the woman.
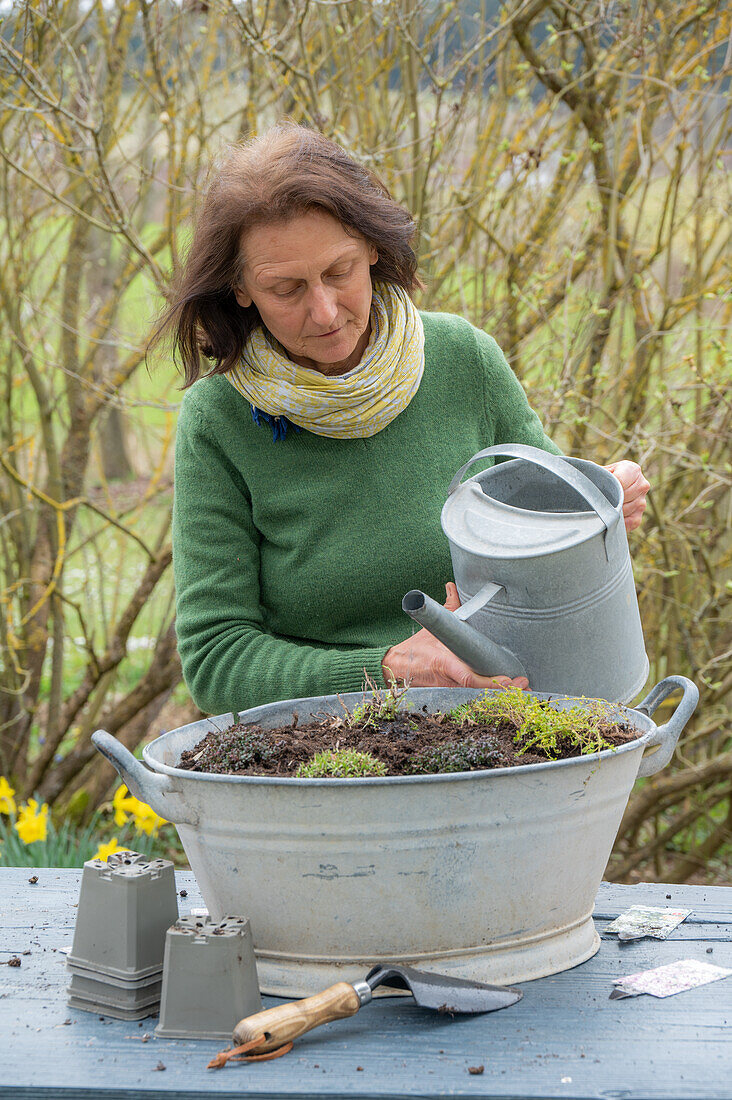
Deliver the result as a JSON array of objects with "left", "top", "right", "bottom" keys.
[{"left": 160, "top": 124, "right": 649, "bottom": 716}]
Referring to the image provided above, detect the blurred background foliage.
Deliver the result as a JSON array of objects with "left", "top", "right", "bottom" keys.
[{"left": 0, "top": 0, "right": 729, "bottom": 880}]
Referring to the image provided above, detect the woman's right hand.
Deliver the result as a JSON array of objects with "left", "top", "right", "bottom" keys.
[{"left": 381, "top": 583, "right": 529, "bottom": 691}]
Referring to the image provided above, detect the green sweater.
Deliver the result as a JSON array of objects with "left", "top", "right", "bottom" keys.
[{"left": 173, "top": 311, "right": 560, "bottom": 715}]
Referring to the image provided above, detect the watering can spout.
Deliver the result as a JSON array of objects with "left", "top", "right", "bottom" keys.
[{"left": 402, "top": 590, "right": 527, "bottom": 680}]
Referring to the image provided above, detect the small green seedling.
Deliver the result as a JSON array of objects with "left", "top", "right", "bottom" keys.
[
  {"left": 296, "top": 749, "right": 388, "bottom": 779},
  {"left": 346, "top": 674, "right": 410, "bottom": 730}
]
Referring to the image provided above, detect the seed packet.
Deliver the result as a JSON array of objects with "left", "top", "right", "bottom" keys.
[
  {"left": 605, "top": 905, "right": 691, "bottom": 941},
  {"left": 610, "top": 958, "right": 732, "bottom": 999}
]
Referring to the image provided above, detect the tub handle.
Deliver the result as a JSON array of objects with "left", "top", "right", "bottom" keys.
[
  {"left": 634, "top": 676, "right": 699, "bottom": 778},
  {"left": 92, "top": 730, "right": 199, "bottom": 826}
]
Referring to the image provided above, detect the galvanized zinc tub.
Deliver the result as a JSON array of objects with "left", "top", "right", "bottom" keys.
[{"left": 93, "top": 676, "right": 697, "bottom": 997}]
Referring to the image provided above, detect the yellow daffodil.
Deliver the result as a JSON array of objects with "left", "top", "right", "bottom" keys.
[
  {"left": 0, "top": 777, "right": 16, "bottom": 816},
  {"left": 93, "top": 837, "right": 131, "bottom": 862},
  {"left": 111, "top": 784, "right": 167, "bottom": 835},
  {"left": 14, "top": 798, "right": 49, "bottom": 844},
  {"left": 112, "top": 784, "right": 136, "bottom": 827},
  {"left": 131, "top": 803, "right": 168, "bottom": 836}
]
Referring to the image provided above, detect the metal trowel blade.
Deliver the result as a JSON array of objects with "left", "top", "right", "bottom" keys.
[{"left": 365, "top": 964, "right": 522, "bottom": 1014}]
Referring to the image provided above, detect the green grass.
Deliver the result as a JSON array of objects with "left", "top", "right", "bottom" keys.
[{"left": 0, "top": 810, "right": 181, "bottom": 868}]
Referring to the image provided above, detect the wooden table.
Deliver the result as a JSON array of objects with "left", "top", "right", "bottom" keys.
[{"left": 2, "top": 869, "right": 730, "bottom": 1099}]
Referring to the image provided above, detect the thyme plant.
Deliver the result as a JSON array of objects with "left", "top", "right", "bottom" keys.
[{"left": 449, "top": 689, "right": 617, "bottom": 759}]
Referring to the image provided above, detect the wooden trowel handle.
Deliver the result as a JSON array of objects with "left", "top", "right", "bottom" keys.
[{"left": 233, "top": 982, "right": 363, "bottom": 1052}]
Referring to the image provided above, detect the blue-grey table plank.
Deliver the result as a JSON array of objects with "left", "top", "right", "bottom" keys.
[{"left": 1, "top": 869, "right": 730, "bottom": 1100}]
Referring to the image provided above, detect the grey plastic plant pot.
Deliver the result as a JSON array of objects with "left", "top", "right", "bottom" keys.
[
  {"left": 67, "top": 969, "right": 162, "bottom": 1008},
  {"left": 68, "top": 852, "right": 179, "bottom": 980},
  {"left": 67, "top": 983, "right": 161, "bottom": 1012},
  {"left": 155, "top": 916, "right": 262, "bottom": 1040},
  {"left": 67, "top": 994, "right": 159, "bottom": 1022},
  {"left": 66, "top": 960, "right": 163, "bottom": 991},
  {"left": 93, "top": 676, "right": 698, "bottom": 997}
]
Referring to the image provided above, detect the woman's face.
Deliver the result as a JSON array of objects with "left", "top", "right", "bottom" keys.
[{"left": 235, "top": 209, "right": 378, "bottom": 376}]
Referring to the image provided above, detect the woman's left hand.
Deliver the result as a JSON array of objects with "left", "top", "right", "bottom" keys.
[{"left": 605, "top": 460, "right": 650, "bottom": 532}]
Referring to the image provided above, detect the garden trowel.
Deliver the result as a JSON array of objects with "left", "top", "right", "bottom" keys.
[{"left": 231, "top": 964, "right": 522, "bottom": 1053}]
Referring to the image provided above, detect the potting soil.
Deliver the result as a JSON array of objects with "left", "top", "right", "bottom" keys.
[{"left": 178, "top": 704, "right": 642, "bottom": 777}]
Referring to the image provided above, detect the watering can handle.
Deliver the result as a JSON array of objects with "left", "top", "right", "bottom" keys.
[{"left": 447, "top": 445, "right": 620, "bottom": 536}]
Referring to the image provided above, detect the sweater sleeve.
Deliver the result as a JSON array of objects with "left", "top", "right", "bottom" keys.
[
  {"left": 172, "top": 395, "right": 391, "bottom": 716},
  {"left": 475, "top": 327, "right": 563, "bottom": 456}
]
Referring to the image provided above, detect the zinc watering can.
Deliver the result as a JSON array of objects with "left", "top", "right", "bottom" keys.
[{"left": 403, "top": 444, "right": 649, "bottom": 703}]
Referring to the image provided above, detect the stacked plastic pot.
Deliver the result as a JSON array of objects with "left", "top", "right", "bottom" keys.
[
  {"left": 67, "top": 850, "right": 263, "bottom": 1036},
  {"left": 67, "top": 851, "right": 178, "bottom": 1020}
]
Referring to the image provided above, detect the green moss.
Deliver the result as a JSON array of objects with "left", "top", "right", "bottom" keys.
[{"left": 296, "top": 749, "right": 387, "bottom": 779}]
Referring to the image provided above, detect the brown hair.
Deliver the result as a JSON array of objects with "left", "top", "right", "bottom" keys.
[{"left": 151, "top": 124, "right": 423, "bottom": 387}]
